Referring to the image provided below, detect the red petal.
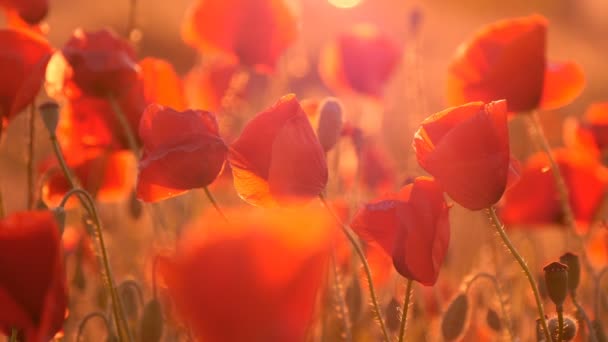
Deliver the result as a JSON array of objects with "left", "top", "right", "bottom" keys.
[
  {"left": 140, "top": 57, "right": 187, "bottom": 110},
  {"left": 539, "top": 61, "right": 585, "bottom": 110}
]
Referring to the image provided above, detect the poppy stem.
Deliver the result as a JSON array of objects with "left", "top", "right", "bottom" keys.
[
  {"left": 203, "top": 186, "right": 228, "bottom": 222},
  {"left": 319, "top": 194, "right": 391, "bottom": 342},
  {"left": 398, "top": 278, "right": 414, "bottom": 342},
  {"left": 118, "top": 279, "right": 145, "bottom": 309},
  {"left": 77, "top": 312, "right": 112, "bottom": 341},
  {"left": 27, "top": 102, "right": 36, "bottom": 209},
  {"left": 487, "top": 206, "right": 550, "bottom": 342},
  {"left": 571, "top": 293, "right": 598, "bottom": 342},
  {"left": 108, "top": 93, "right": 140, "bottom": 158},
  {"left": 60, "top": 188, "right": 133, "bottom": 342},
  {"left": 330, "top": 251, "right": 352, "bottom": 342},
  {"left": 557, "top": 305, "right": 564, "bottom": 342},
  {"left": 0, "top": 125, "right": 4, "bottom": 218},
  {"left": 126, "top": 0, "right": 137, "bottom": 39},
  {"left": 527, "top": 111, "right": 595, "bottom": 276},
  {"left": 152, "top": 255, "right": 161, "bottom": 299},
  {"left": 464, "top": 272, "right": 514, "bottom": 340},
  {"left": 595, "top": 267, "right": 607, "bottom": 322}
]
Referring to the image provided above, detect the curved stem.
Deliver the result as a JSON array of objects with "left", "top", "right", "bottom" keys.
[
  {"left": 119, "top": 279, "right": 145, "bottom": 307},
  {"left": 77, "top": 312, "right": 112, "bottom": 341},
  {"left": 203, "top": 187, "right": 228, "bottom": 223},
  {"left": 596, "top": 267, "right": 607, "bottom": 320},
  {"left": 487, "top": 207, "right": 550, "bottom": 341},
  {"left": 557, "top": 305, "right": 564, "bottom": 342},
  {"left": 464, "top": 272, "right": 514, "bottom": 340},
  {"left": 319, "top": 194, "right": 390, "bottom": 342},
  {"left": 330, "top": 251, "right": 352, "bottom": 342},
  {"left": 27, "top": 103, "right": 36, "bottom": 209},
  {"left": 107, "top": 94, "right": 139, "bottom": 158},
  {"left": 572, "top": 294, "right": 598, "bottom": 342},
  {"left": 398, "top": 278, "right": 413, "bottom": 342},
  {"left": 60, "top": 189, "right": 132, "bottom": 342}
]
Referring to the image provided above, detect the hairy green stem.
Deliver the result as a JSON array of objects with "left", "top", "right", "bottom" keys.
[
  {"left": 557, "top": 305, "right": 564, "bottom": 342},
  {"left": 398, "top": 278, "right": 413, "bottom": 342},
  {"left": 330, "top": 251, "right": 352, "bottom": 342}
]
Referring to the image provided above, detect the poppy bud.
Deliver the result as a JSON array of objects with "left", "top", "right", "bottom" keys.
[
  {"left": 386, "top": 297, "right": 401, "bottom": 331},
  {"left": 559, "top": 252, "right": 580, "bottom": 293},
  {"left": 486, "top": 308, "right": 502, "bottom": 332},
  {"left": 548, "top": 315, "right": 578, "bottom": 341},
  {"left": 543, "top": 262, "right": 569, "bottom": 307},
  {"left": 72, "top": 259, "right": 86, "bottom": 291},
  {"left": 139, "top": 299, "right": 163, "bottom": 342},
  {"left": 39, "top": 101, "right": 60, "bottom": 135},
  {"left": 316, "top": 97, "right": 343, "bottom": 152},
  {"left": 119, "top": 283, "right": 140, "bottom": 321},
  {"left": 345, "top": 277, "right": 361, "bottom": 322},
  {"left": 441, "top": 293, "right": 469, "bottom": 341}
]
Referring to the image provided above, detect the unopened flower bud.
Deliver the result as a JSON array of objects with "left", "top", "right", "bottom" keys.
[
  {"left": 316, "top": 97, "right": 343, "bottom": 152},
  {"left": 543, "top": 262, "right": 569, "bottom": 307},
  {"left": 38, "top": 101, "right": 60, "bottom": 135},
  {"left": 140, "top": 299, "right": 163, "bottom": 342},
  {"left": 486, "top": 308, "right": 502, "bottom": 332},
  {"left": 441, "top": 293, "right": 469, "bottom": 341},
  {"left": 559, "top": 252, "right": 580, "bottom": 293}
]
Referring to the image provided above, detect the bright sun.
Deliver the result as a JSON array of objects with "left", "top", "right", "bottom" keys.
[{"left": 328, "top": 0, "right": 362, "bottom": 9}]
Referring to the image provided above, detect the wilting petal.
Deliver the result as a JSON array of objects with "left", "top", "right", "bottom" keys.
[
  {"left": 140, "top": 57, "right": 186, "bottom": 110},
  {"left": 447, "top": 15, "right": 547, "bottom": 112},
  {"left": 0, "top": 211, "right": 67, "bottom": 341},
  {"left": 182, "top": 0, "right": 298, "bottom": 71},
  {"left": 539, "top": 61, "right": 585, "bottom": 110},
  {"left": 414, "top": 100, "right": 510, "bottom": 210}
]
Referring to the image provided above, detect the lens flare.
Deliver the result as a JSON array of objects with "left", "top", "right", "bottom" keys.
[{"left": 328, "top": 0, "right": 362, "bottom": 9}]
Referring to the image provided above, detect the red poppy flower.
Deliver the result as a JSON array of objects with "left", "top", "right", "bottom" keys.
[
  {"left": 46, "top": 28, "right": 140, "bottom": 98},
  {"left": 136, "top": 104, "right": 227, "bottom": 202},
  {"left": 184, "top": 59, "right": 243, "bottom": 113},
  {"left": 499, "top": 149, "right": 608, "bottom": 232},
  {"left": 182, "top": 0, "right": 298, "bottom": 72},
  {"left": 229, "top": 94, "right": 328, "bottom": 207},
  {"left": 564, "top": 103, "right": 608, "bottom": 159},
  {"left": 413, "top": 100, "right": 510, "bottom": 210},
  {"left": 447, "top": 15, "right": 585, "bottom": 113},
  {"left": 0, "top": 28, "right": 52, "bottom": 125},
  {"left": 159, "top": 207, "right": 332, "bottom": 342},
  {"left": 139, "top": 57, "right": 187, "bottom": 111},
  {"left": 319, "top": 24, "right": 402, "bottom": 97},
  {"left": 358, "top": 139, "right": 396, "bottom": 194},
  {"left": 0, "top": 0, "right": 48, "bottom": 24},
  {"left": 0, "top": 211, "right": 67, "bottom": 341},
  {"left": 351, "top": 177, "right": 450, "bottom": 285}
]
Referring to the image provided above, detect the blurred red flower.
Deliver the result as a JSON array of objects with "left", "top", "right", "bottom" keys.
[
  {"left": 0, "top": 211, "right": 67, "bottom": 342},
  {"left": 47, "top": 28, "right": 140, "bottom": 98},
  {"left": 139, "top": 57, "right": 187, "bottom": 111},
  {"left": 564, "top": 103, "right": 608, "bottom": 159},
  {"left": 0, "top": 28, "right": 52, "bottom": 126},
  {"left": 319, "top": 24, "right": 402, "bottom": 98},
  {"left": 0, "top": 0, "right": 48, "bottom": 24},
  {"left": 413, "top": 100, "right": 511, "bottom": 210},
  {"left": 182, "top": 0, "right": 298, "bottom": 72},
  {"left": 351, "top": 177, "right": 450, "bottom": 285},
  {"left": 159, "top": 207, "right": 332, "bottom": 342},
  {"left": 229, "top": 94, "right": 328, "bottom": 206},
  {"left": 447, "top": 15, "right": 584, "bottom": 113},
  {"left": 184, "top": 59, "right": 244, "bottom": 113},
  {"left": 499, "top": 149, "right": 608, "bottom": 233},
  {"left": 137, "top": 104, "right": 227, "bottom": 202}
]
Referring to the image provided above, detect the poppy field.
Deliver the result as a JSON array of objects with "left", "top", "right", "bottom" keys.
[{"left": 1, "top": 0, "right": 608, "bottom": 341}]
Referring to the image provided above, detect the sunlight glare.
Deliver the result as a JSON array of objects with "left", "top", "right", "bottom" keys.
[{"left": 328, "top": 0, "right": 362, "bottom": 9}]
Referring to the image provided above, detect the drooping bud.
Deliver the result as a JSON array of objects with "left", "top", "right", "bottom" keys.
[
  {"left": 559, "top": 252, "right": 580, "bottom": 294},
  {"left": 140, "top": 299, "right": 164, "bottom": 342},
  {"left": 316, "top": 97, "right": 344, "bottom": 152},
  {"left": 38, "top": 101, "right": 60, "bottom": 135},
  {"left": 386, "top": 297, "right": 401, "bottom": 331},
  {"left": 441, "top": 293, "right": 469, "bottom": 341},
  {"left": 548, "top": 315, "right": 578, "bottom": 341},
  {"left": 486, "top": 308, "right": 502, "bottom": 332},
  {"left": 543, "top": 262, "right": 569, "bottom": 307}
]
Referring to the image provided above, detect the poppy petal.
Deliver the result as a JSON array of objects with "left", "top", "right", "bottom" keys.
[{"left": 539, "top": 61, "right": 585, "bottom": 110}]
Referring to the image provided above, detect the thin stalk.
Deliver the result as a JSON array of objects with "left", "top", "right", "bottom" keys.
[
  {"left": 464, "top": 272, "right": 514, "bottom": 340},
  {"left": 319, "top": 194, "right": 390, "bottom": 342},
  {"left": 77, "top": 312, "right": 112, "bottom": 341},
  {"left": 398, "top": 278, "right": 414, "bottom": 342},
  {"left": 330, "top": 251, "right": 352, "bottom": 342},
  {"left": 60, "top": 189, "right": 132, "bottom": 342},
  {"left": 0, "top": 125, "right": 4, "bottom": 218},
  {"left": 9, "top": 328, "right": 18, "bottom": 342},
  {"left": 27, "top": 103, "right": 36, "bottom": 209},
  {"left": 107, "top": 94, "right": 139, "bottom": 157},
  {"left": 487, "top": 207, "right": 550, "bottom": 341},
  {"left": 126, "top": 0, "right": 137, "bottom": 37},
  {"left": 571, "top": 294, "right": 598, "bottom": 342},
  {"left": 203, "top": 186, "right": 228, "bottom": 223},
  {"left": 596, "top": 267, "right": 607, "bottom": 320},
  {"left": 557, "top": 305, "right": 564, "bottom": 342}
]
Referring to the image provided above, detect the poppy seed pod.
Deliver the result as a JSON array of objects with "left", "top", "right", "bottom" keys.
[
  {"left": 548, "top": 315, "right": 578, "bottom": 341},
  {"left": 543, "top": 262, "right": 569, "bottom": 307},
  {"left": 316, "top": 97, "right": 344, "bottom": 152},
  {"left": 441, "top": 293, "right": 469, "bottom": 341},
  {"left": 559, "top": 252, "right": 581, "bottom": 294},
  {"left": 38, "top": 101, "right": 60, "bottom": 135}
]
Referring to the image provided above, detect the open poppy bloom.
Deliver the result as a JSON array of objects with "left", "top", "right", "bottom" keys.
[
  {"left": 182, "top": 0, "right": 298, "bottom": 72},
  {"left": 46, "top": 28, "right": 140, "bottom": 98},
  {"left": 319, "top": 24, "right": 402, "bottom": 98},
  {"left": 351, "top": 177, "right": 450, "bottom": 285},
  {"left": 0, "top": 28, "right": 52, "bottom": 126},
  {"left": 159, "top": 207, "right": 332, "bottom": 342},
  {"left": 499, "top": 149, "right": 608, "bottom": 233},
  {"left": 137, "top": 104, "right": 228, "bottom": 202},
  {"left": 564, "top": 103, "right": 608, "bottom": 159},
  {"left": 0, "top": 211, "right": 67, "bottom": 341},
  {"left": 447, "top": 15, "right": 585, "bottom": 113},
  {"left": 229, "top": 94, "right": 328, "bottom": 207},
  {"left": 0, "top": 0, "right": 48, "bottom": 25},
  {"left": 139, "top": 57, "right": 187, "bottom": 111},
  {"left": 413, "top": 100, "right": 511, "bottom": 210}
]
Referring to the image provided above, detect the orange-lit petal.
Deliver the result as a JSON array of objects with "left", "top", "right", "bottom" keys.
[
  {"left": 539, "top": 61, "right": 585, "bottom": 110},
  {"left": 139, "top": 57, "right": 187, "bottom": 110}
]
